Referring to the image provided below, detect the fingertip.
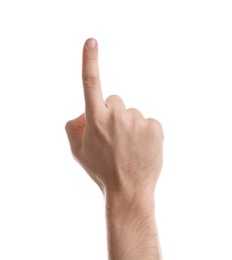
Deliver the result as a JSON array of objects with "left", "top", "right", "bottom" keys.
[
  {"left": 85, "top": 38, "right": 97, "bottom": 49},
  {"left": 83, "top": 38, "right": 98, "bottom": 60}
]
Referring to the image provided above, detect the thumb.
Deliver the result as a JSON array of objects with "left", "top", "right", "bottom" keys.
[{"left": 65, "top": 113, "right": 85, "bottom": 156}]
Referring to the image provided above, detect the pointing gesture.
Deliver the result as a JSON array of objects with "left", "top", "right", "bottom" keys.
[
  {"left": 82, "top": 38, "right": 104, "bottom": 117},
  {"left": 65, "top": 38, "right": 164, "bottom": 259}
]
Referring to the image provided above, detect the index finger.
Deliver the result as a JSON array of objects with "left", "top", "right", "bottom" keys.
[{"left": 82, "top": 38, "right": 104, "bottom": 116}]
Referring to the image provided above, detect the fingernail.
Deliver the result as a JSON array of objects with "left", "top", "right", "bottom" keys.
[{"left": 86, "top": 38, "right": 97, "bottom": 49}]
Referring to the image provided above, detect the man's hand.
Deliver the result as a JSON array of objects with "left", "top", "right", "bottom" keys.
[
  {"left": 65, "top": 38, "right": 164, "bottom": 197},
  {"left": 65, "top": 38, "right": 164, "bottom": 259}
]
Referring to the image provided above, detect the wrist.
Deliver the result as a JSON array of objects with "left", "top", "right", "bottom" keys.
[{"left": 105, "top": 189, "right": 155, "bottom": 223}]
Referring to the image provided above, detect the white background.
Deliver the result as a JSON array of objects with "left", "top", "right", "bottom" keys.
[{"left": 0, "top": 0, "right": 231, "bottom": 259}]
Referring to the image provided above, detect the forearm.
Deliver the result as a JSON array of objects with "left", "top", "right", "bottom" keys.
[{"left": 105, "top": 191, "right": 162, "bottom": 260}]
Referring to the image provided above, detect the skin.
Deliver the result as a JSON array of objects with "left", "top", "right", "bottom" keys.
[{"left": 65, "top": 38, "right": 164, "bottom": 260}]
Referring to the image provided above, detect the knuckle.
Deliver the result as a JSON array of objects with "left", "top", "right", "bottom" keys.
[
  {"left": 127, "top": 107, "right": 141, "bottom": 114},
  {"left": 105, "top": 95, "right": 125, "bottom": 111},
  {"left": 65, "top": 120, "right": 72, "bottom": 131},
  {"left": 127, "top": 108, "right": 144, "bottom": 119},
  {"left": 127, "top": 107, "right": 135, "bottom": 112},
  {"left": 147, "top": 118, "right": 164, "bottom": 138},
  {"left": 105, "top": 94, "right": 122, "bottom": 103},
  {"left": 82, "top": 75, "right": 97, "bottom": 87}
]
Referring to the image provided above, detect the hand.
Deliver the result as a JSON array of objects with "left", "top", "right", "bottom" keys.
[
  {"left": 65, "top": 38, "right": 164, "bottom": 198},
  {"left": 65, "top": 38, "right": 164, "bottom": 259}
]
